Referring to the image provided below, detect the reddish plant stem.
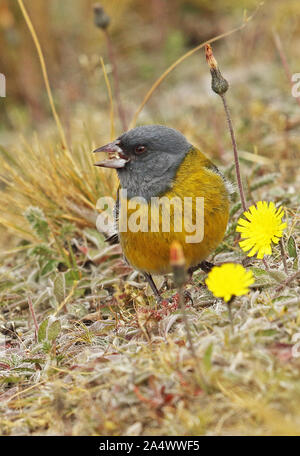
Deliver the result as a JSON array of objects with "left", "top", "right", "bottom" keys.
[
  {"left": 263, "top": 257, "right": 270, "bottom": 271},
  {"left": 220, "top": 94, "right": 247, "bottom": 212}
]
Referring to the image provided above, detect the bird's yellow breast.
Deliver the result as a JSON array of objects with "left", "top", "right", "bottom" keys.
[{"left": 118, "top": 147, "right": 230, "bottom": 274}]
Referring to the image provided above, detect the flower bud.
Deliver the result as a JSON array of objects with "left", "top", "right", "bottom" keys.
[
  {"left": 93, "top": 3, "right": 110, "bottom": 30},
  {"left": 170, "top": 241, "right": 186, "bottom": 288},
  {"left": 205, "top": 44, "right": 229, "bottom": 95}
]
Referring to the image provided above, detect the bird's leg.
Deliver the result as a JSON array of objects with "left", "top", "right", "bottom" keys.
[
  {"left": 144, "top": 273, "right": 193, "bottom": 305},
  {"left": 182, "top": 290, "right": 193, "bottom": 305},
  {"left": 144, "top": 273, "right": 162, "bottom": 302},
  {"left": 188, "top": 261, "right": 214, "bottom": 276}
]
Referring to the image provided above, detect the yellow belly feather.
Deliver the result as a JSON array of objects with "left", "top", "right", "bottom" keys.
[{"left": 119, "top": 148, "right": 230, "bottom": 273}]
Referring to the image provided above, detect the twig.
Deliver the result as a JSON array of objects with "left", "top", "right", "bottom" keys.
[{"left": 28, "top": 296, "right": 38, "bottom": 342}]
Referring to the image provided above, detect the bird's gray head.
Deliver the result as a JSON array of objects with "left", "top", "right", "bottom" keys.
[{"left": 94, "top": 125, "right": 192, "bottom": 199}]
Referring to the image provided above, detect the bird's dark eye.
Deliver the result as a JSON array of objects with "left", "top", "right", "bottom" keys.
[{"left": 135, "top": 145, "right": 147, "bottom": 155}]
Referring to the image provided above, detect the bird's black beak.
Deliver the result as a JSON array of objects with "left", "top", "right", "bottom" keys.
[{"left": 93, "top": 140, "right": 130, "bottom": 169}]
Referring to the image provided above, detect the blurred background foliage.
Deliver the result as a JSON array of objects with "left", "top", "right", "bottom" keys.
[{"left": 1, "top": 0, "right": 300, "bottom": 133}]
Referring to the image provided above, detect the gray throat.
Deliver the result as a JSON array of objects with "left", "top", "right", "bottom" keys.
[{"left": 117, "top": 151, "right": 188, "bottom": 200}]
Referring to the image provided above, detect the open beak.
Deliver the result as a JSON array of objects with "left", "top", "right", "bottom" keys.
[{"left": 93, "top": 140, "right": 129, "bottom": 169}]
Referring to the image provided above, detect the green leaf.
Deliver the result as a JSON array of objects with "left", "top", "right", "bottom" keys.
[
  {"left": 38, "top": 317, "right": 61, "bottom": 344},
  {"left": 65, "top": 269, "right": 80, "bottom": 284},
  {"left": 250, "top": 173, "right": 278, "bottom": 191},
  {"left": 53, "top": 273, "right": 66, "bottom": 304},
  {"left": 252, "top": 267, "right": 267, "bottom": 277},
  {"left": 251, "top": 268, "right": 286, "bottom": 287},
  {"left": 42, "top": 341, "right": 52, "bottom": 353},
  {"left": 30, "top": 244, "right": 53, "bottom": 260},
  {"left": 24, "top": 207, "right": 50, "bottom": 242},
  {"left": 287, "top": 236, "right": 297, "bottom": 259},
  {"left": 41, "top": 260, "right": 58, "bottom": 276},
  {"left": 47, "top": 320, "right": 61, "bottom": 341},
  {"left": 60, "top": 223, "right": 76, "bottom": 239},
  {"left": 84, "top": 228, "right": 106, "bottom": 249},
  {"left": 11, "top": 367, "right": 36, "bottom": 373},
  {"left": 23, "top": 358, "right": 45, "bottom": 364},
  {"left": 269, "top": 270, "right": 287, "bottom": 282},
  {"left": 0, "top": 376, "right": 22, "bottom": 385},
  {"left": 255, "top": 329, "right": 278, "bottom": 337},
  {"left": 293, "top": 257, "right": 299, "bottom": 270},
  {"left": 38, "top": 318, "right": 49, "bottom": 342}
]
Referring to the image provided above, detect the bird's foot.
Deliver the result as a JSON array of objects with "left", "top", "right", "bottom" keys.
[
  {"left": 144, "top": 273, "right": 163, "bottom": 302},
  {"left": 188, "top": 261, "right": 214, "bottom": 276},
  {"left": 144, "top": 273, "right": 193, "bottom": 306}
]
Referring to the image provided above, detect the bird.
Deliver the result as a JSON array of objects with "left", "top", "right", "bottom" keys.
[{"left": 93, "top": 125, "right": 231, "bottom": 301}]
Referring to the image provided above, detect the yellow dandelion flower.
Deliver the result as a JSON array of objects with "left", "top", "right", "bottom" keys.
[
  {"left": 205, "top": 263, "right": 254, "bottom": 302},
  {"left": 236, "top": 201, "right": 286, "bottom": 259}
]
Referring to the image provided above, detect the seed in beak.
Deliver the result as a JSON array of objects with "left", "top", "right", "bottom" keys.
[{"left": 93, "top": 140, "right": 129, "bottom": 169}]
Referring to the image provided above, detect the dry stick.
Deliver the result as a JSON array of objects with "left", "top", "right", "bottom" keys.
[
  {"left": 279, "top": 239, "right": 288, "bottom": 274},
  {"left": 17, "top": 0, "right": 67, "bottom": 150},
  {"left": 28, "top": 296, "right": 38, "bottom": 342}
]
